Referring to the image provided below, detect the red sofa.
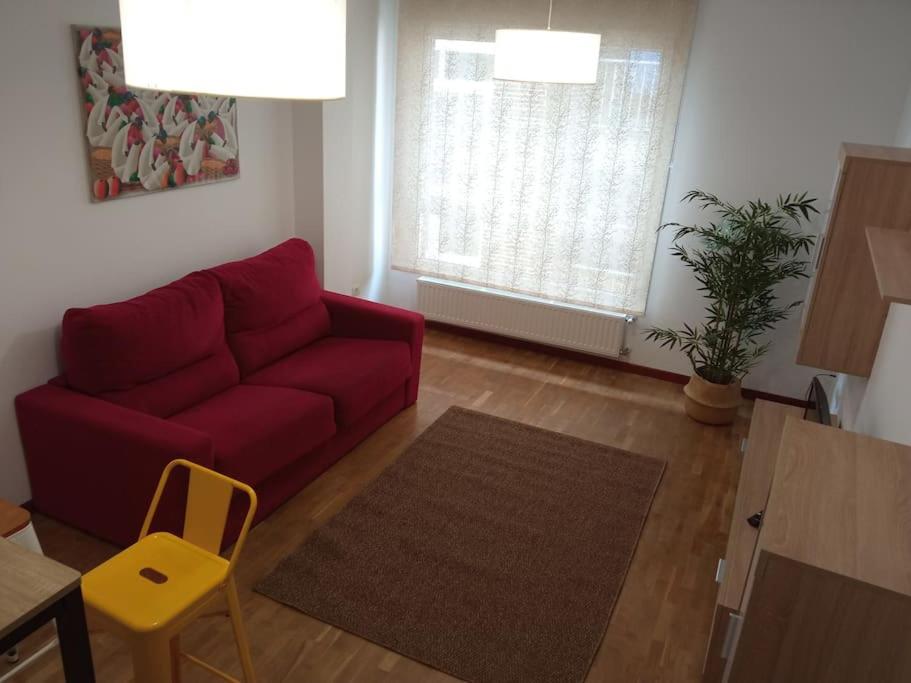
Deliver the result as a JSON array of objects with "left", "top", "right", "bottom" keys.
[{"left": 15, "top": 239, "right": 423, "bottom": 547}]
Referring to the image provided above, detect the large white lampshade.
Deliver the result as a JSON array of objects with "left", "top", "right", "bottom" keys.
[
  {"left": 118, "top": 0, "right": 346, "bottom": 99},
  {"left": 494, "top": 29, "right": 601, "bottom": 84}
]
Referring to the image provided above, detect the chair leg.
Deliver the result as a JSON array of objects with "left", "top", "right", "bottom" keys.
[
  {"left": 170, "top": 635, "right": 182, "bottom": 683},
  {"left": 130, "top": 632, "right": 172, "bottom": 683},
  {"left": 225, "top": 577, "right": 256, "bottom": 683}
]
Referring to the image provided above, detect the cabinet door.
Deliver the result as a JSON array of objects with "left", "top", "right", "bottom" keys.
[
  {"left": 717, "top": 402, "right": 801, "bottom": 611},
  {"left": 796, "top": 156, "right": 911, "bottom": 375},
  {"left": 728, "top": 552, "right": 911, "bottom": 683}
]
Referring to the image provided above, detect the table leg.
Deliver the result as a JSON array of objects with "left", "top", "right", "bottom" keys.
[{"left": 55, "top": 588, "right": 95, "bottom": 683}]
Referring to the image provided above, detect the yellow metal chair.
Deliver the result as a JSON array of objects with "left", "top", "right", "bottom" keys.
[{"left": 83, "top": 459, "right": 258, "bottom": 683}]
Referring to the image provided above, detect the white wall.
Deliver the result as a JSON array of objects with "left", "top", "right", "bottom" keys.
[
  {"left": 293, "top": 103, "right": 325, "bottom": 282},
  {"left": 635, "top": 0, "right": 911, "bottom": 398},
  {"left": 322, "top": 0, "right": 380, "bottom": 295},
  {"left": 322, "top": 0, "right": 911, "bottom": 400},
  {"left": 852, "top": 306, "right": 911, "bottom": 443},
  {"left": 0, "top": 0, "right": 295, "bottom": 503},
  {"left": 897, "top": 81, "right": 911, "bottom": 147}
]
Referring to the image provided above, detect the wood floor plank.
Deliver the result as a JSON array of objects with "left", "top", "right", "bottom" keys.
[{"left": 6, "top": 328, "right": 749, "bottom": 682}]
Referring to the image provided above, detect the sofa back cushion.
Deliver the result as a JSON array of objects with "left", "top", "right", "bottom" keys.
[
  {"left": 208, "top": 238, "right": 329, "bottom": 375},
  {"left": 61, "top": 271, "right": 239, "bottom": 417}
]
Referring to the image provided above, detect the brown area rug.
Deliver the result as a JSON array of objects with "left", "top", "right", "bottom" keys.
[{"left": 255, "top": 407, "right": 664, "bottom": 683}]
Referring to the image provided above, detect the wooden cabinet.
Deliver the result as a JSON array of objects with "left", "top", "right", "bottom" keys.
[
  {"left": 729, "top": 553, "right": 911, "bottom": 682},
  {"left": 704, "top": 403, "right": 911, "bottom": 682},
  {"left": 796, "top": 144, "right": 911, "bottom": 376},
  {"left": 702, "top": 400, "right": 801, "bottom": 682}
]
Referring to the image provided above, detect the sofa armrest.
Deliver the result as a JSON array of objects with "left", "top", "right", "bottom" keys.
[
  {"left": 321, "top": 291, "right": 425, "bottom": 405},
  {"left": 321, "top": 290, "right": 424, "bottom": 343},
  {"left": 15, "top": 384, "right": 214, "bottom": 546}
]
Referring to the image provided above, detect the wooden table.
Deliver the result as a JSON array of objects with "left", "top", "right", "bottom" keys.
[{"left": 0, "top": 537, "right": 94, "bottom": 681}]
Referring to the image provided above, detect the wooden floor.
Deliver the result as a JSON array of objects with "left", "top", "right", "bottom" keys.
[{"left": 9, "top": 328, "right": 750, "bottom": 682}]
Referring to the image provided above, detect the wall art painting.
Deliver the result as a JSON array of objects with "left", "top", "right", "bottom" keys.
[{"left": 74, "top": 26, "right": 240, "bottom": 202}]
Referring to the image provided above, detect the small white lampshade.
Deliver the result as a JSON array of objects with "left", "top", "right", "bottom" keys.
[
  {"left": 494, "top": 29, "right": 601, "bottom": 84},
  {"left": 118, "top": 0, "right": 346, "bottom": 99}
]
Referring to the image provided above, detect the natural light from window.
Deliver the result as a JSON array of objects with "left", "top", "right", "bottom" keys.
[{"left": 392, "top": 4, "right": 693, "bottom": 316}]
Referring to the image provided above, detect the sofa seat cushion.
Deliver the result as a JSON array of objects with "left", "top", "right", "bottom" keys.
[
  {"left": 208, "top": 239, "right": 330, "bottom": 376},
  {"left": 244, "top": 337, "right": 412, "bottom": 426},
  {"left": 169, "top": 385, "right": 335, "bottom": 486}
]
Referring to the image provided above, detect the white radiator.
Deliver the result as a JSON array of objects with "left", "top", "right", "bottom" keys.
[{"left": 417, "top": 277, "right": 633, "bottom": 359}]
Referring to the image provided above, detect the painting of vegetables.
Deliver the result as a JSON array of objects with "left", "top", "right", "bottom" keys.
[{"left": 74, "top": 26, "right": 240, "bottom": 202}]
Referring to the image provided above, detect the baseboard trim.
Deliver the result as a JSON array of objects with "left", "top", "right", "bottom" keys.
[
  {"left": 739, "top": 388, "right": 808, "bottom": 409},
  {"left": 425, "top": 320, "right": 809, "bottom": 409}
]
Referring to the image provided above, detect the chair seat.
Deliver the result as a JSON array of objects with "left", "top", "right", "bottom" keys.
[
  {"left": 83, "top": 532, "right": 229, "bottom": 634},
  {"left": 244, "top": 336, "right": 412, "bottom": 426}
]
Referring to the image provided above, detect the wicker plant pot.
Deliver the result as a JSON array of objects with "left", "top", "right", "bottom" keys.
[{"left": 683, "top": 373, "right": 742, "bottom": 425}]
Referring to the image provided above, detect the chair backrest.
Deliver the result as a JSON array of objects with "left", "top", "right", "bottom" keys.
[{"left": 140, "top": 459, "right": 257, "bottom": 574}]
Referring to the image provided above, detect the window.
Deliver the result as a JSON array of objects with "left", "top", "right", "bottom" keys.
[{"left": 391, "top": 0, "right": 697, "bottom": 315}]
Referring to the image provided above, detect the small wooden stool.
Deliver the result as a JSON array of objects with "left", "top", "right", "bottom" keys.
[{"left": 0, "top": 500, "right": 40, "bottom": 552}]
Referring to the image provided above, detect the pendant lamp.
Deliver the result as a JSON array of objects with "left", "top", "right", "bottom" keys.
[
  {"left": 118, "top": 0, "right": 346, "bottom": 99},
  {"left": 494, "top": 0, "right": 601, "bottom": 84}
]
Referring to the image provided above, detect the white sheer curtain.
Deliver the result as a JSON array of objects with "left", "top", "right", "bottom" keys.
[{"left": 391, "top": 0, "right": 697, "bottom": 315}]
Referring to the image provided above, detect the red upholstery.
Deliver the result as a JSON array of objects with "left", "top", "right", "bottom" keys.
[
  {"left": 216, "top": 386, "right": 408, "bottom": 549},
  {"left": 15, "top": 239, "right": 425, "bottom": 547},
  {"left": 170, "top": 385, "right": 335, "bottom": 486},
  {"left": 61, "top": 271, "right": 237, "bottom": 417},
  {"left": 209, "top": 239, "right": 330, "bottom": 375},
  {"left": 98, "top": 346, "right": 238, "bottom": 418},
  {"left": 245, "top": 337, "right": 412, "bottom": 426},
  {"left": 322, "top": 291, "right": 424, "bottom": 407},
  {"left": 15, "top": 384, "right": 214, "bottom": 547}
]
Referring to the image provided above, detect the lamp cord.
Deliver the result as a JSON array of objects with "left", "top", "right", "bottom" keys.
[{"left": 547, "top": 0, "right": 553, "bottom": 29}]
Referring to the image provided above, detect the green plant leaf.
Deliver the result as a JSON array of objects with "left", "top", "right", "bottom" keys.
[{"left": 647, "top": 189, "right": 818, "bottom": 381}]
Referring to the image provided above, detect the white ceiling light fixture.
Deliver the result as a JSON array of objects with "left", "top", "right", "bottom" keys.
[
  {"left": 494, "top": 0, "right": 601, "bottom": 85},
  {"left": 118, "top": 0, "right": 346, "bottom": 100}
]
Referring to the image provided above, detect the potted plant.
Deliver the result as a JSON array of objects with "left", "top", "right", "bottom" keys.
[{"left": 645, "top": 190, "right": 818, "bottom": 425}]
